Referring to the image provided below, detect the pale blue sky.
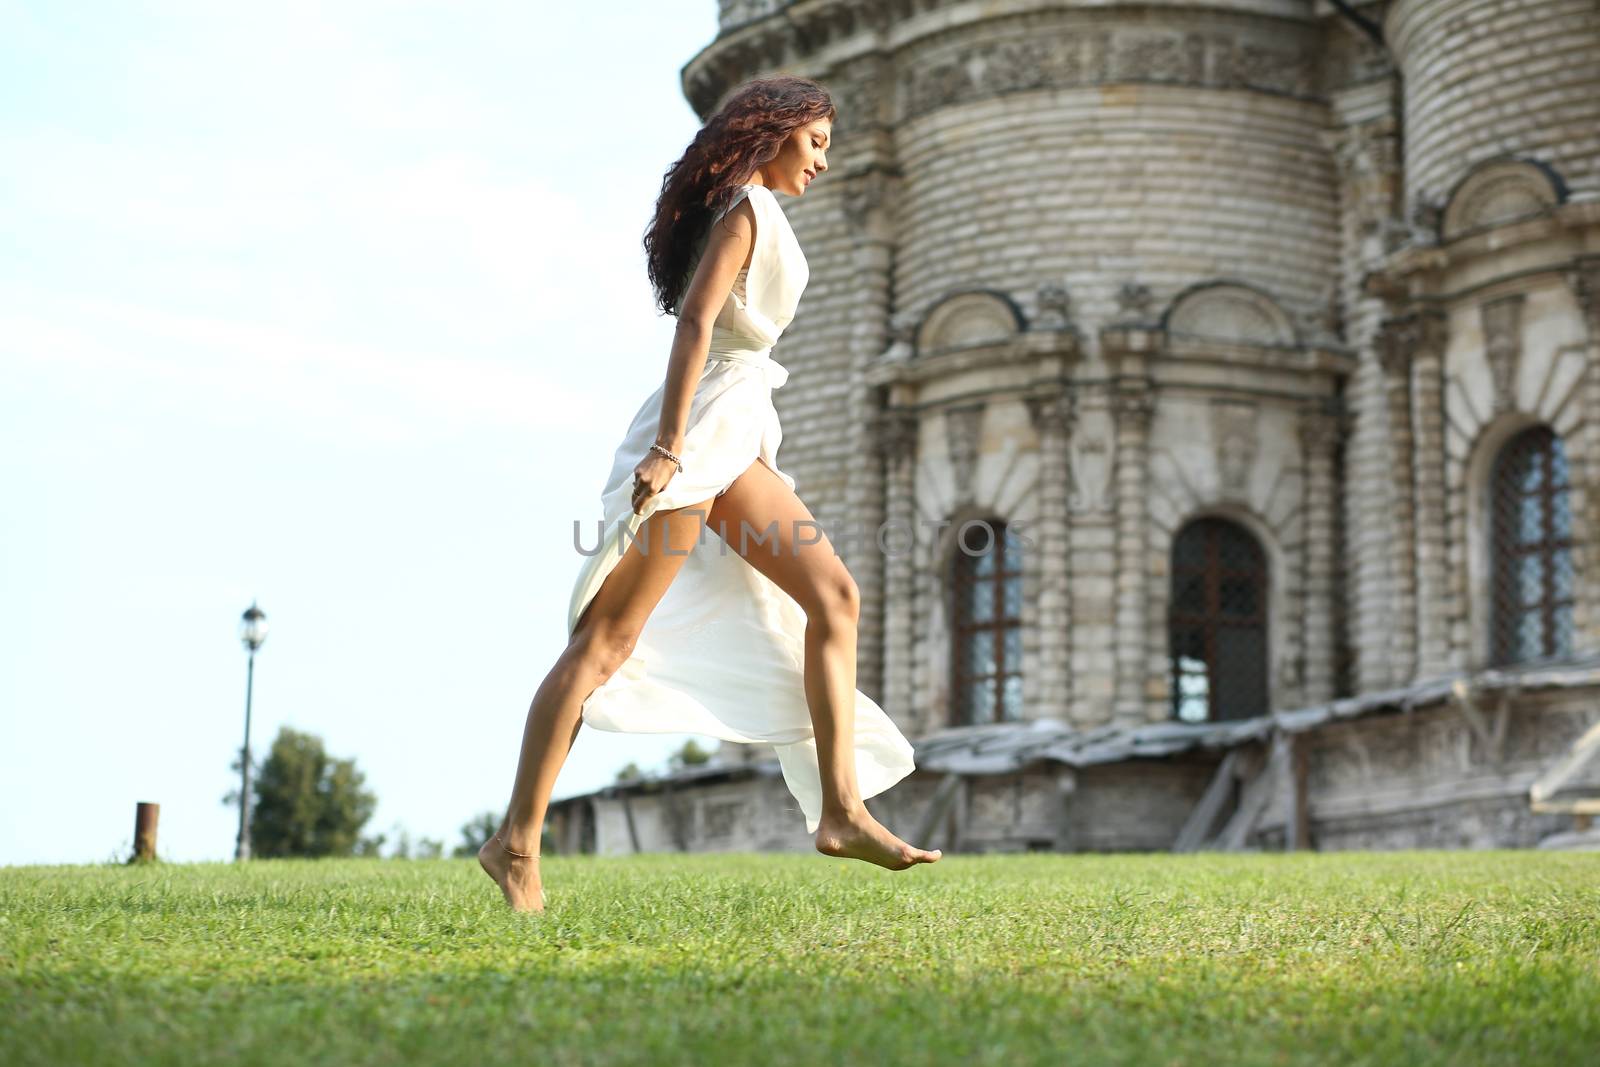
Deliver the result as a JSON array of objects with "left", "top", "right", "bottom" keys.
[{"left": 0, "top": 1, "right": 729, "bottom": 865}]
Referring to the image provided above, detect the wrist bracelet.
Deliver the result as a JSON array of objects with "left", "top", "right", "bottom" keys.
[{"left": 650, "top": 443, "right": 684, "bottom": 472}]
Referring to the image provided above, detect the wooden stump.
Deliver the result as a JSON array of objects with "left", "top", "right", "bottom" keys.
[{"left": 129, "top": 801, "right": 159, "bottom": 864}]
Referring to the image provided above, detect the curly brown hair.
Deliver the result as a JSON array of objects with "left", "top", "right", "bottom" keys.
[{"left": 644, "top": 75, "right": 834, "bottom": 317}]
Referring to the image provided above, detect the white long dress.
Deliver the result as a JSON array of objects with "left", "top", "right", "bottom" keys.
[{"left": 565, "top": 182, "right": 916, "bottom": 834}]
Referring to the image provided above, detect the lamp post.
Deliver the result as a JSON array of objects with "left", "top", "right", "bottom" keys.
[{"left": 236, "top": 601, "right": 268, "bottom": 861}]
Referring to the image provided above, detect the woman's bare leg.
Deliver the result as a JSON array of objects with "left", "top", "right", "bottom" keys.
[
  {"left": 707, "top": 458, "right": 941, "bottom": 870},
  {"left": 480, "top": 497, "right": 717, "bottom": 911}
]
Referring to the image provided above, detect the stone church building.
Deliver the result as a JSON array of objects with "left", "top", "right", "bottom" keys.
[{"left": 547, "top": 0, "right": 1600, "bottom": 854}]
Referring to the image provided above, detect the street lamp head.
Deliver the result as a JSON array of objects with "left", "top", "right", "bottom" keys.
[{"left": 239, "top": 601, "right": 268, "bottom": 652}]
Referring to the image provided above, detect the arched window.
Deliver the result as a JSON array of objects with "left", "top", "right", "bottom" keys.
[
  {"left": 949, "top": 519, "right": 1024, "bottom": 725},
  {"left": 1168, "top": 517, "right": 1269, "bottom": 722},
  {"left": 1490, "top": 425, "right": 1574, "bottom": 665}
]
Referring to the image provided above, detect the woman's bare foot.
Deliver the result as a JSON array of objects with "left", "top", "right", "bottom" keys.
[
  {"left": 477, "top": 832, "right": 546, "bottom": 912},
  {"left": 814, "top": 807, "right": 943, "bottom": 870}
]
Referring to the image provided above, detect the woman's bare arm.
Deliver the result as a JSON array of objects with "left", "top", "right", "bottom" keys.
[
  {"left": 629, "top": 196, "right": 757, "bottom": 514},
  {"left": 655, "top": 197, "right": 757, "bottom": 453}
]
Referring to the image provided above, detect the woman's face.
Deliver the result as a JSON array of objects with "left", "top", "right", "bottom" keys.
[{"left": 759, "top": 117, "right": 831, "bottom": 196}]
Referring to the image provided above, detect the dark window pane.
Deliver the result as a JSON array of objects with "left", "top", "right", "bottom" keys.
[
  {"left": 1514, "top": 609, "right": 1542, "bottom": 662},
  {"left": 972, "top": 538, "right": 996, "bottom": 576},
  {"left": 1218, "top": 528, "right": 1260, "bottom": 570},
  {"left": 967, "top": 631, "right": 996, "bottom": 676},
  {"left": 1516, "top": 553, "right": 1544, "bottom": 605},
  {"left": 966, "top": 680, "right": 995, "bottom": 724},
  {"left": 1173, "top": 653, "right": 1209, "bottom": 723},
  {"left": 1553, "top": 602, "right": 1574, "bottom": 657},
  {"left": 1214, "top": 625, "right": 1268, "bottom": 719},
  {"left": 1516, "top": 447, "right": 1541, "bottom": 493},
  {"left": 1517, "top": 496, "right": 1543, "bottom": 544},
  {"left": 1174, "top": 530, "right": 1205, "bottom": 567},
  {"left": 1219, "top": 577, "right": 1256, "bottom": 618},
  {"left": 1174, "top": 573, "right": 1204, "bottom": 614},
  {"left": 1003, "top": 626, "right": 1023, "bottom": 668},
  {"left": 1166, "top": 517, "right": 1268, "bottom": 723},
  {"left": 1490, "top": 425, "right": 1574, "bottom": 667},
  {"left": 1002, "top": 573, "right": 1023, "bottom": 618},
  {"left": 1001, "top": 674, "right": 1023, "bottom": 721},
  {"left": 969, "top": 581, "right": 994, "bottom": 622},
  {"left": 1553, "top": 547, "right": 1574, "bottom": 597}
]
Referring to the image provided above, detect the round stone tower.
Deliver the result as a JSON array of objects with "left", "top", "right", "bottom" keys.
[
  {"left": 685, "top": 0, "right": 1600, "bottom": 758},
  {"left": 685, "top": 0, "right": 1352, "bottom": 738}
]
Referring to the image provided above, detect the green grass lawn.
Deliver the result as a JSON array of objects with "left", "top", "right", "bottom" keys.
[{"left": 2, "top": 851, "right": 1597, "bottom": 1066}]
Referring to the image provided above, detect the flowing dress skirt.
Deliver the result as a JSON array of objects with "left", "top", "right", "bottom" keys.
[{"left": 565, "top": 355, "right": 916, "bottom": 834}]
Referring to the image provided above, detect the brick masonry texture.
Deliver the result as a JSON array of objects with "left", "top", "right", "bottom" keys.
[{"left": 672, "top": 0, "right": 1600, "bottom": 840}]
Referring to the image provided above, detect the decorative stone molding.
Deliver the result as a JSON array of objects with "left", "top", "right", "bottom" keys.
[
  {"left": 1441, "top": 159, "right": 1563, "bottom": 241},
  {"left": 1211, "top": 399, "right": 1258, "bottom": 501},
  {"left": 1562, "top": 255, "right": 1600, "bottom": 336},
  {"left": 1024, "top": 388, "right": 1073, "bottom": 439},
  {"left": 1480, "top": 294, "right": 1525, "bottom": 416},
  {"left": 945, "top": 403, "right": 985, "bottom": 503},
  {"left": 840, "top": 167, "right": 899, "bottom": 237},
  {"left": 1067, "top": 406, "right": 1116, "bottom": 515},
  {"left": 877, "top": 308, "right": 921, "bottom": 365},
  {"left": 716, "top": 0, "right": 782, "bottom": 31},
  {"left": 1114, "top": 281, "right": 1155, "bottom": 325},
  {"left": 1033, "top": 282, "right": 1073, "bottom": 331},
  {"left": 1375, "top": 308, "right": 1449, "bottom": 376},
  {"left": 870, "top": 407, "right": 920, "bottom": 465},
  {"left": 896, "top": 26, "right": 1318, "bottom": 121},
  {"left": 917, "top": 291, "right": 1024, "bottom": 355},
  {"left": 1166, "top": 282, "right": 1297, "bottom": 347},
  {"left": 1297, "top": 396, "right": 1342, "bottom": 456}
]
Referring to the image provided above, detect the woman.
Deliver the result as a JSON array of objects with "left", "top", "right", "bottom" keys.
[{"left": 479, "top": 76, "right": 941, "bottom": 913}]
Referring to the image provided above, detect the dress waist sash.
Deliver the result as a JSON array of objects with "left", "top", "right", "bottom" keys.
[{"left": 705, "top": 333, "right": 789, "bottom": 389}]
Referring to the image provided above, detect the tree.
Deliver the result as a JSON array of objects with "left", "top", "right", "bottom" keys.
[
  {"left": 244, "top": 726, "right": 378, "bottom": 858},
  {"left": 614, "top": 761, "right": 646, "bottom": 783},
  {"left": 667, "top": 738, "right": 713, "bottom": 773},
  {"left": 452, "top": 810, "right": 500, "bottom": 858}
]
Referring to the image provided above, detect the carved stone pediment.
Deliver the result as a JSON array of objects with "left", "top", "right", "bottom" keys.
[
  {"left": 1211, "top": 399, "right": 1258, "bottom": 501},
  {"left": 1165, "top": 282, "right": 1297, "bottom": 347},
  {"left": 917, "top": 290, "right": 1024, "bottom": 356},
  {"left": 1442, "top": 159, "right": 1562, "bottom": 241},
  {"left": 1480, "top": 294, "right": 1526, "bottom": 414}
]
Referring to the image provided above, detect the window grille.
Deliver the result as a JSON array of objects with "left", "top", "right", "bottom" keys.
[
  {"left": 950, "top": 520, "right": 1024, "bottom": 725},
  {"left": 1490, "top": 424, "right": 1574, "bottom": 665},
  {"left": 1168, "top": 517, "right": 1269, "bottom": 722}
]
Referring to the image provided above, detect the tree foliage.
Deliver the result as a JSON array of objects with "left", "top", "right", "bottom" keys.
[
  {"left": 667, "top": 738, "right": 713, "bottom": 773},
  {"left": 452, "top": 810, "right": 500, "bottom": 858},
  {"left": 247, "top": 726, "right": 378, "bottom": 858}
]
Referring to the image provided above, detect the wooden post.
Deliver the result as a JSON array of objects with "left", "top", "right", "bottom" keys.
[
  {"left": 1280, "top": 733, "right": 1311, "bottom": 851},
  {"left": 913, "top": 773, "right": 964, "bottom": 847},
  {"left": 129, "top": 801, "right": 159, "bottom": 864},
  {"left": 1173, "top": 749, "right": 1241, "bottom": 853}
]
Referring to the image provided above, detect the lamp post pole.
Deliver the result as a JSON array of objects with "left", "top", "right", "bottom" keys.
[{"left": 236, "top": 601, "right": 268, "bottom": 862}]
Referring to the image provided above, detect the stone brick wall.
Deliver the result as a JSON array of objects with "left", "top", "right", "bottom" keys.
[
  {"left": 684, "top": 0, "right": 1600, "bottom": 824},
  {"left": 1385, "top": 0, "right": 1600, "bottom": 219}
]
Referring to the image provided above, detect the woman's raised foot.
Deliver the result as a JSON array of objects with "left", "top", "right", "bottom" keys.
[
  {"left": 814, "top": 807, "right": 942, "bottom": 870},
  {"left": 477, "top": 831, "right": 547, "bottom": 912}
]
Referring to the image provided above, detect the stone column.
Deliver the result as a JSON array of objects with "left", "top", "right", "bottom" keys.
[
  {"left": 1066, "top": 394, "right": 1119, "bottom": 727},
  {"left": 1111, "top": 377, "right": 1155, "bottom": 726},
  {"left": 841, "top": 170, "right": 897, "bottom": 703},
  {"left": 1407, "top": 310, "right": 1452, "bottom": 678},
  {"left": 1374, "top": 314, "right": 1420, "bottom": 684},
  {"left": 1561, "top": 255, "right": 1600, "bottom": 655},
  {"left": 1023, "top": 386, "right": 1075, "bottom": 721},
  {"left": 1298, "top": 396, "right": 1342, "bottom": 704},
  {"left": 872, "top": 406, "right": 920, "bottom": 738}
]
